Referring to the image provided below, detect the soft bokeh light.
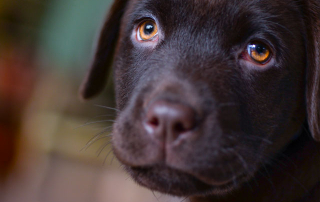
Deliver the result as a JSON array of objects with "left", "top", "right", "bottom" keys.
[{"left": 0, "top": 1, "right": 181, "bottom": 201}]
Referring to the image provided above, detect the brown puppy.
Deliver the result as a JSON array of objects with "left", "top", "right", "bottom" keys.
[{"left": 80, "top": 0, "right": 320, "bottom": 201}]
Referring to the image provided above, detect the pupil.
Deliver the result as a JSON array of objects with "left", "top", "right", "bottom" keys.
[
  {"left": 144, "top": 23, "right": 154, "bottom": 35},
  {"left": 255, "top": 44, "right": 266, "bottom": 55}
]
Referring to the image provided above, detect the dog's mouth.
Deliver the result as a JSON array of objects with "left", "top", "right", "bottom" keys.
[
  {"left": 111, "top": 82, "right": 260, "bottom": 196},
  {"left": 112, "top": 105, "right": 255, "bottom": 196},
  {"left": 125, "top": 164, "right": 248, "bottom": 196}
]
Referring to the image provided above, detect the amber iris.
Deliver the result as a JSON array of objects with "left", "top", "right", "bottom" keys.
[
  {"left": 138, "top": 20, "right": 158, "bottom": 41},
  {"left": 247, "top": 42, "right": 271, "bottom": 64}
]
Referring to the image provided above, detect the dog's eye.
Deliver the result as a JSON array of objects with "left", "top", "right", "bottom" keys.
[
  {"left": 247, "top": 42, "right": 271, "bottom": 64},
  {"left": 137, "top": 20, "right": 158, "bottom": 41}
]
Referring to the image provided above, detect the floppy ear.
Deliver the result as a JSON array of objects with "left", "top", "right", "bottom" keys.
[
  {"left": 304, "top": 0, "right": 320, "bottom": 141},
  {"left": 79, "top": 0, "right": 128, "bottom": 100}
]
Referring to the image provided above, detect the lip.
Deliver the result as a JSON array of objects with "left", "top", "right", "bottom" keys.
[
  {"left": 193, "top": 172, "right": 237, "bottom": 186},
  {"left": 128, "top": 164, "right": 245, "bottom": 195},
  {"left": 128, "top": 166, "right": 214, "bottom": 196},
  {"left": 165, "top": 163, "right": 237, "bottom": 187}
]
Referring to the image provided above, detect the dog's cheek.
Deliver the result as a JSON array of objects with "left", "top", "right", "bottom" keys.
[
  {"left": 244, "top": 64, "right": 305, "bottom": 153},
  {"left": 113, "top": 34, "right": 143, "bottom": 110},
  {"left": 112, "top": 114, "right": 162, "bottom": 166},
  {"left": 112, "top": 86, "right": 166, "bottom": 166}
]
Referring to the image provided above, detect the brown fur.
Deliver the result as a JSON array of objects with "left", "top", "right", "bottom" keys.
[{"left": 80, "top": 0, "right": 320, "bottom": 201}]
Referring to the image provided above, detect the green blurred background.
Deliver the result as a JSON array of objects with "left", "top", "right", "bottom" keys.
[{"left": 0, "top": 1, "right": 180, "bottom": 201}]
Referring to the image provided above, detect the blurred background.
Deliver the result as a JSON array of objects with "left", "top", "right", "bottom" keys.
[{"left": 0, "top": 0, "right": 181, "bottom": 201}]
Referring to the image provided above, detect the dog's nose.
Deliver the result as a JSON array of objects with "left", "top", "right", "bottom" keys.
[{"left": 144, "top": 100, "right": 196, "bottom": 142}]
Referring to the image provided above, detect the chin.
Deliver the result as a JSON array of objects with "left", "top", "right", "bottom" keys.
[{"left": 125, "top": 164, "right": 252, "bottom": 197}]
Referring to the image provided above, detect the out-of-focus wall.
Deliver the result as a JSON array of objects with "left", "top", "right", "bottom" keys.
[{"left": 0, "top": 1, "right": 182, "bottom": 202}]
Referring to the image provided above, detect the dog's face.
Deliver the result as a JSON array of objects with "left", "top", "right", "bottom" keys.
[{"left": 81, "top": 0, "right": 320, "bottom": 197}]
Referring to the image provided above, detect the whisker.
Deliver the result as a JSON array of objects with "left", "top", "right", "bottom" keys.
[
  {"left": 84, "top": 114, "right": 116, "bottom": 124},
  {"left": 110, "top": 154, "right": 116, "bottom": 165},
  {"left": 220, "top": 148, "right": 254, "bottom": 191},
  {"left": 264, "top": 154, "right": 288, "bottom": 168},
  {"left": 276, "top": 152, "right": 298, "bottom": 169},
  {"left": 228, "top": 163, "right": 238, "bottom": 188},
  {"left": 104, "top": 148, "right": 114, "bottom": 165},
  {"left": 119, "top": 164, "right": 125, "bottom": 170},
  {"left": 244, "top": 179, "right": 254, "bottom": 192},
  {"left": 241, "top": 135, "right": 273, "bottom": 145},
  {"left": 258, "top": 167, "right": 276, "bottom": 192},
  {"left": 180, "top": 196, "right": 189, "bottom": 202},
  {"left": 81, "top": 126, "right": 113, "bottom": 151},
  {"left": 97, "top": 142, "right": 112, "bottom": 157},
  {"left": 233, "top": 150, "right": 259, "bottom": 186},
  {"left": 166, "top": 180, "right": 172, "bottom": 197},
  {"left": 259, "top": 149, "right": 298, "bottom": 170},
  {"left": 94, "top": 104, "right": 120, "bottom": 112},
  {"left": 257, "top": 152, "right": 309, "bottom": 193},
  {"left": 268, "top": 159, "right": 309, "bottom": 193},
  {"left": 226, "top": 133, "right": 273, "bottom": 145},
  {"left": 75, "top": 120, "right": 115, "bottom": 129},
  {"left": 83, "top": 135, "right": 112, "bottom": 151},
  {"left": 283, "top": 172, "right": 309, "bottom": 194},
  {"left": 151, "top": 191, "right": 160, "bottom": 202}
]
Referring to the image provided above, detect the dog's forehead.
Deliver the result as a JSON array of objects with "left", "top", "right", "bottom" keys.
[
  {"left": 124, "top": 0, "right": 298, "bottom": 45},
  {"left": 127, "top": 0, "right": 243, "bottom": 23},
  {"left": 126, "top": 0, "right": 286, "bottom": 20}
]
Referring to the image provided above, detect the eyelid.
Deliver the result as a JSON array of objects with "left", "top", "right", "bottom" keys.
[
  {"left": 134, "top": 15, "right": 153, "bottom": 22},
  {"left": 132, "top": 16, "right": 162, "bottom": 47}
]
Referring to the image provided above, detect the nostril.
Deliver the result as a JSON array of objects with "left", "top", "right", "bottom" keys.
[
  {"left": 148, "top": 116, "right": 159, "bottom": 128},
  {"left": 144, "top": 100, "right": 197, "bottom": 142},
  {"left": 173, "top": 122, "right": 188, "bottom": 133}
]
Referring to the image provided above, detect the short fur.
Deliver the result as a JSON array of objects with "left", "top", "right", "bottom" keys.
[{"left": 80, "top": 0, "right": 320, "bottom": 201}]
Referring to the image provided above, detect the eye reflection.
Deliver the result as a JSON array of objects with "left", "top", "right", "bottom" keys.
[
  {"left": 138, "top": 20, "right": 158, "bottom": 41},
  {"left": 247, "top": 42, "right": 271, "bottom": 64}
]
